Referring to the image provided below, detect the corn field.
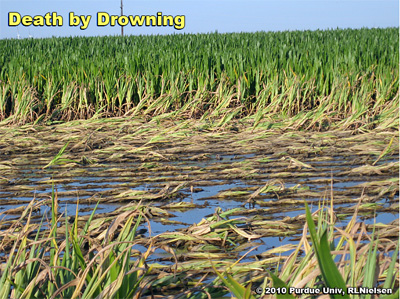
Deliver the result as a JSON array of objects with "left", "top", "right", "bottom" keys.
[
  {"left": 0, "top": 28, "right": 398, "bottom": 126},
  {"left": 0, "top": 27, "right": 399, "bottom": 298}
]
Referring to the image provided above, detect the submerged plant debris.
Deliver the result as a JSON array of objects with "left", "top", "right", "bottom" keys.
[{"left": 0, "top": 117, "right": 398, "bottom": 297}]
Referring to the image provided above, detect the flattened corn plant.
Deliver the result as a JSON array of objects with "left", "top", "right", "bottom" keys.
[{"left": 0, "top": 28, "right": 398, "bottom": 127}]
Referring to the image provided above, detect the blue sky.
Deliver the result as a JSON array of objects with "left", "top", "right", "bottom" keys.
[{"left": 1, "top": 0, "right": 398, "bottom": 39}]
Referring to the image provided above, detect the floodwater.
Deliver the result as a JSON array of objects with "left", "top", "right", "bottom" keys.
[
  {"left": 0, "top": 153, "right": 398, "bottom": 259},
  {"left": 0, "top": 121, "right": 398, "bottom": 265}
]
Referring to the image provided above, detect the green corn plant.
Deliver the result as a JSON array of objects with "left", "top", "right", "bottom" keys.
[
  {"left": 304, "top": 202, "right": 350, "bottom": 298},
  {"left": 0, "top": 28, "right": 397, "bottom": 126},
  {"left": 212, "top": 263, "right": 256, "bottom": 299}
]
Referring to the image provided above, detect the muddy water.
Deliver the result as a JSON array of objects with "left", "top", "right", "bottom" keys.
[{"left": 0, "top": 120, "right": 398, "bottom": 263}]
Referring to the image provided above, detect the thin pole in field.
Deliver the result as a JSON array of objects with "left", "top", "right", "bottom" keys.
[{"left": 121, "top": 0, "right": 124, "bottom": 36}]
